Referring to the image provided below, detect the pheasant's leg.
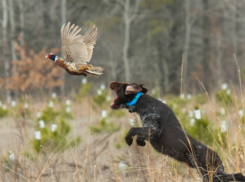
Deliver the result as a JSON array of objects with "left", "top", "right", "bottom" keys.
[
  {"left": 87, "top": 64, "right": 93, "bottom": 69},
  {"left": 78, "top": 65, "right": 90, "bottom": 72}
]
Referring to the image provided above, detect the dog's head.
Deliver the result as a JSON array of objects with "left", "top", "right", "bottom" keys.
[{"left": 109, "top": 81, "right": 148, "bottom": 110}]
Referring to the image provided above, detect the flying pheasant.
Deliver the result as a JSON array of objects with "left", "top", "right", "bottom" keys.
[{"left": 45, "top": 22, "right": 103, "bottom": 77}]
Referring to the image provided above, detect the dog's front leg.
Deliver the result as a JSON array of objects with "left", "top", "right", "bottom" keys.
[
  {"left": 136, "top": 137, "right": 147, "bottom": 146},
  {"left": 125, "top": 127, "right": 151, "bottom": 146}
]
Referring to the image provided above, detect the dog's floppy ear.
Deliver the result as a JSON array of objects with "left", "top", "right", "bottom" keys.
[
  {"left": 125, "top": 83, "right": 148, "bottom": 95},
  {"left": 139, "top": 84, "right": 147, "bottom": 93},
  {"left": 110, "top": 81, "right": 119, "bottom": 90}
]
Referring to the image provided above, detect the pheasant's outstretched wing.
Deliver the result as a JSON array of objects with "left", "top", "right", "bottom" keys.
[
  {"left": 61, "top": 22, "right": 97, "bottom": 64},
  {"left": 83, "top": 24, "right": 97, "bottom": 62}
]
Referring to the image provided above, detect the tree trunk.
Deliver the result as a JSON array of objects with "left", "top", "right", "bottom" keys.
[
  {"left": 202, "top": 0, "right": 212, "bottom": 91},
  {"left": 123, "top": 0, "right": 140, "bottom": 82},
  {"left": 123, "top": 0, "right": 131, "bottom": 82},
  {"left": 18, "top": 0, "right": 24, "bottom": 49},
  {"left": 9, "top": 0, "right": 17, "bottom": 62},
  {"left": 167, "top": 0, "right": 184, "bottom": 94},
  {"left": 60, "top": 0, "right": 66, "bottom": 95},
  {"left": 183, "top": 0, "right": 191, "bottom": 94},
  {"left": 2, "top": 0, "right": 11, "bottom": 102}
]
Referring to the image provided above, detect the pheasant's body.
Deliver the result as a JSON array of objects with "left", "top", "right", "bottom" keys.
[
  {"left": 45, "top": 22, "right": 103, "bottom": 77},
  {"left": 56, "top": 57, "right": 103, "bottom": 76}
]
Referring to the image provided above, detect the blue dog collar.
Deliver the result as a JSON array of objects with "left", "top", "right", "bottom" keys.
[{"left": 126, "top": 92, "right": 143, "bottom": 106}]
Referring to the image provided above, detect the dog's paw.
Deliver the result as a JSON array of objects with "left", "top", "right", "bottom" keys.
[
  {"left": 136, "top": 138, "right": 146, "bottom": 146},
  {"left": 125, "top": 135, "right": 133, "bottom": 146}
]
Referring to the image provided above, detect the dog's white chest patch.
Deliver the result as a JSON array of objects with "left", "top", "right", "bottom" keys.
[{"left": 141, "top": 113, "right": 160, "bottom": 131}]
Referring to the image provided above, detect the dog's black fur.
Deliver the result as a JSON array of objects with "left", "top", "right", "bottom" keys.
[{"left": 110, "top": 81, "right": 245, "bottom": 182}]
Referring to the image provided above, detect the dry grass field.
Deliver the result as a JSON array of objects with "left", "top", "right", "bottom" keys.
[{"left": 0, "top": 83, "right": 245, "bottom": 182}]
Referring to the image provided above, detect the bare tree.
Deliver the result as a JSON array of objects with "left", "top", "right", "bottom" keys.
[
  {"left": 122, "top": 0, "right": 141, "bottom": 82},
  {"left": 2, "top": 0, "right": 11, "bottom": 102},
  {"left": 183, "top": 0, "right": 197, "bottom": 94},
  {"left": 9, "top": 0, "right": 17, "bottom": 62},
  {"left": 17, "top": 0, "right": 25, "bottom": 49},
  {"left": 60, "top": 0, "right": 66, "bottom": 95}
]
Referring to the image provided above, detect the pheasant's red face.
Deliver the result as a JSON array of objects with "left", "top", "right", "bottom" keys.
[
  {"left": 45, "top": 53, "right": 52, "bottom": 59},
  {"left": 45, "top": 53, "right": 57, "bottom": 62}
]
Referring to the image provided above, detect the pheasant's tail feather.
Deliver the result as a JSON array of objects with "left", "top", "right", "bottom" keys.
[
  {"left": 91, "top": 66, "right": 104, "bottom": 72},
  {"left": 85, "top": 66, "right": 104, "bottom": 77}
]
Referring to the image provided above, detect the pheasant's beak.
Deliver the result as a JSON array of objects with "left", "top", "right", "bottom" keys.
[{"left": 45, "top": 55, "right": 48, "bottom": 58}]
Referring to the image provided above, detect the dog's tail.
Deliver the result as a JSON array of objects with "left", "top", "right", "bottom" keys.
[{"left": 217, "top": 173, "right": 245, "bottom": 182}]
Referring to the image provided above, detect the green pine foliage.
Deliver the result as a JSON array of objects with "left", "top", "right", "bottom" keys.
[
  {"left": 76, "top": 82, "right": 92, "bottom": 102},
  {"left": 90, "top": 118, "right": 120, "bottom": 134},
  {"left": 193, "top": 94, "right": 207, "bottom": 104},
  {"left": 166, "top": 94, "right": 189, "bottom": 109},
  {"left": 150, "top": 87, "right": 161, "bottom": 98},
  {"left": 115, "top": 129, "right": 130, "bottom": 149},
  {"left": 92, "top": 90, "right": 108, "bottom": 107},
  {"left": 39, "top": 107, "right": 58, "bottom": 124},
  {"left": 31, "top": 105, "right": 80, "bottom": 154},
  {"left": 215, "top": 89, "right": 233, "bottom": 106},
  {"left": 0, "top": 107, "right": 8, "bottom": 118},
  {"left": 179, "top": 111, "right": 227, "bottom": 148},
  {"left": 109, "top": 109, "right": 126, "bottom": 118}
]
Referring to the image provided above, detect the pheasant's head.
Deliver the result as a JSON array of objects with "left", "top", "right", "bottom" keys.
[{"left": 45, "top": 53, "right": 58, "bottom": 62}]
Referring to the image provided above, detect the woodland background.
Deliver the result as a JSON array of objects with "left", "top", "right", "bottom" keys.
[
  {"left": 1, "top": 0, "right": 245, "bottom": 100},
  {"left": 1, "top": 1, "right": 245, "bottom": 181}
]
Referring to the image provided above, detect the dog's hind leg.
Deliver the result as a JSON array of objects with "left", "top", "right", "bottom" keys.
[
  {"left": 136, "top": 137, "right": 146, "bottom": 146},
  {"left": 216, "top": 172, "right": 245, "bottom": 182}
]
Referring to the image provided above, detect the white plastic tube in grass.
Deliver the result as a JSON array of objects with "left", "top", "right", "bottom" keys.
[
  {"left": 82, "top": 78, "right": 87, "bottom": 84},
  {"left": 182, "top": 108, "right": 187, "bottom": 114},
  {"left": 52, "top": 92, "right": 57, "bottom": 99},
  {"left": 226, "top": 89, "right": 231, "bottom": 95},
  {"left": 49, "top": 101, "right": 54, "bottom": 108},
  {"left": 118, "top": 161, "right": 128, "bottom": 171},
  {"left": 100, "top": 84, "right": 105, "bottom": 90},
  {"left": 187, "top": 94, "right": 192, "bottom": 99},
  {"left": 151, "top": 89, "right": 156, "bottom": 94},
  {"left": 180, "top": 93, "right": 185, "bottom": 99},
  {"left": 24, "top": 103, "right": 28, "bottom": 109},
  {"left": 188, "top": 111, "right": 193, "bottom": 118},
  {"left": 194, "top": 109, "right": 201, "bottom": 119},
  {"left": 221, "top": 83, "right": 228, "bottom": 90},
  {"left": 35, "top": 131, "right": 41, "bottom": 140},
  {"left": 221, "top": 120, "right": 227, "bottom": 133},
  {"left": 11, "top": 101, "right": 16, "bottom": 107},
  {"left": 51, "top": 124, "right": 57, "bottom": 132},
  {"left": 66, "top": 107, "right": 71, "bottom": 113},
  {"left": 36, "top": 111, "right": 41, "bottom": 118},
  {"left": 220, "top": 108, "right": 226, "bottom": 115},
  {"left": 97, "top": 89, "right": 102, "bottom": 95},
  {"left": 101, "top": 110, "right": 107, "bottom": 118},
  {"left": 66, "top": 99, "right": 71, "bottom": 106},
  {"left": 39, "top": 120, "right": 45, "bottom": 128},
  {"left": 106, "top": 96, "right": 112, "bottom": 101},
  {"left": 190, "top": 118, "right": 195, "bottom": 126},
  {"left": 8, "top": 151, "right": 14, "bottom": 162},
  {"left": 238, "top": 109, "right": 243, "bottom": 117}
]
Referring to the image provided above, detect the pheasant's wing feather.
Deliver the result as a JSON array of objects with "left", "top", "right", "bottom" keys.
[
  {"left": 83, "top": 24, "right": 98, "bottom": 62},
  {"left": 61, "top": 22, "right": 88, "bottom": 64}
]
